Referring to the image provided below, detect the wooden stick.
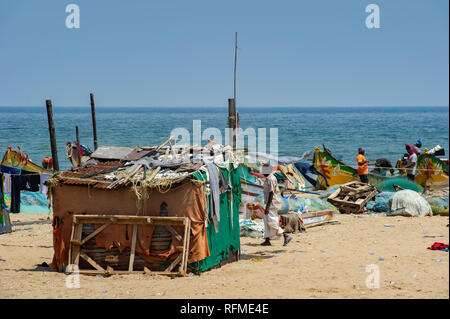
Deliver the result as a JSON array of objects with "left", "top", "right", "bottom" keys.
[
  {"left": 165, "top": 225, "right": 183, "bottom": 242},
  {"left": 80, "top": 223, "right": 110, "bottom": 246},
  {"left": 164, "top": 254, "right": 182, "bottom": 273},
  {"left": 80, "top": 252, "right": 105, "bottom": 272},
  {"left": 45, "top": 99, "right": 59, "bottom": 171},
  {"left": 128, "top": 224, "right": 138, "bottom": 272},
  {"left": 90, "top": 93, "right": 98, "bottom": 150},
  {"left": 75, "top": 126, "right": 81, "bottom": 166}
]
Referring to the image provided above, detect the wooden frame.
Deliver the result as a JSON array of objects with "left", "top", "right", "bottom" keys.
[
  {"left": 68, "top": 215, "right": 191, "bottom": 276},
  {"left": 328, "top": 181, "right": 378, "bottom": 214}
]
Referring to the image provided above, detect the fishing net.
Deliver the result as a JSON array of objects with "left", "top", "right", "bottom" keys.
[
  {"left": 423, "top": 190, "right": 449, "bottom": 216},
  {"left": 239, "top": 219, "right": 264, "bottom": 238},
  {"left": 366, "top": 192, "right": 395, "bottom": 213},
  {"left": 374, "top": 178, "right": 423, "bottom": 193}
]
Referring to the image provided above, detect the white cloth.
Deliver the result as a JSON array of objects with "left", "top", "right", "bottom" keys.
[
  {"left": 263, "top": 209, "right": 284, "bottom": 239},
  {"left": 3, "top": 173, "right": 11, "bottom": 192},
  {"left": 263, "top": 173, "right": 283, "bottom": 211},
  {"left": 390, "top": 190, "right": 432, "bottom": 217},
  {"left": 40, "top": 174, "right": 51, "bottom": 195},
  {"left": 407, "top": 153, "right": 418, "bottom": 176}
]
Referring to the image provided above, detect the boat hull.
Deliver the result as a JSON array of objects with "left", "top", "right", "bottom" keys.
[{"left": 1, "top": 148, "right": 52, "bottom": 174}]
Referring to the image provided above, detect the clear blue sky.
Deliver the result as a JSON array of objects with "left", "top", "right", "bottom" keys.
[{"left": 0, "top": 0, "right": 448, "bottom": 107}]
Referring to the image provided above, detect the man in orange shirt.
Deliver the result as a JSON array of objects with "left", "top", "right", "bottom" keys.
[{"left": 357, "top": 148, "right": 373, "bottom": 183}]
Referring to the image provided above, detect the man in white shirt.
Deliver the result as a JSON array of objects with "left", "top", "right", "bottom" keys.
[
  {"left": 405, "top": 144, "right": 418, "bottom": 181},
  {"left": 260, "top": 164, "right": 292, "bottom": 246}
]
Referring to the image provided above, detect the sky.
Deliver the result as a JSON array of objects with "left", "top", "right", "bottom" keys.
[{"left": 0, "top": 0, "right": 448, "bottom": 107}]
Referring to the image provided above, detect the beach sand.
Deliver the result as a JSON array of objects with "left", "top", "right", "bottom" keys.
[{"left": 0, "top": 213, "right": 448, "bottom": 299}]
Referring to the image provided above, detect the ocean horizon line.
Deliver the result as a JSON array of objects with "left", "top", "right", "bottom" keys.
[{"left": 1, "top": 105, "right": 449, "bottom": 109}]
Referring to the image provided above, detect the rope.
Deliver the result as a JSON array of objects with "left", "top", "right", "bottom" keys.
[{"left": 343, "top": 164, "right": 447, "bottom": 173}]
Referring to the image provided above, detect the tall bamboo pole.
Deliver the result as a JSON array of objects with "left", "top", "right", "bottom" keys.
[
  {"left": 45, "top": 99, "right": 59, "bottom": 171},
  {"left": 90, "top": 93, "right": 98, "bottom": 150}
]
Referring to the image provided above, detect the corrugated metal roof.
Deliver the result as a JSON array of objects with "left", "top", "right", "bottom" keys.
[{"left": 90, "top": 146, "right": 134, "bottom": 160}]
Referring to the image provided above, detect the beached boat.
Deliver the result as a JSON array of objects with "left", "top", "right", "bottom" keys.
[
  {"left": 313, "top": 146, "right": 448, "bottom": 190},
  {"left": 415, "top": 153, "right": 449, "bottom": 189},
  {"left": 1, "top": 147, "right": 52, "bottom": 174}
]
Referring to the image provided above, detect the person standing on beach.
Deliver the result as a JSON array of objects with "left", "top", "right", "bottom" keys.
[
  {"left": 260, "top": 164, "right": 292, "bottom": 247},
  {"left": 415, "top": 140, "right": 422, "bottom": 155},
  {"left": 404, "top": 144, "right": 418, "bottom": 181},
  {"left": 356, "top": 148, "right": 373, "bottom": 183}
]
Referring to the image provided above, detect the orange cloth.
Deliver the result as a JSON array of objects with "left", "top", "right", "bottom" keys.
[{"left": 357, "top": 154, "right": 368, "bottom": 175}]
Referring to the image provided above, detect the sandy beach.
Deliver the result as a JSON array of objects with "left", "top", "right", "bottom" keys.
[{"left": 0, "top": 212, "right": 448, "bottom": 299}]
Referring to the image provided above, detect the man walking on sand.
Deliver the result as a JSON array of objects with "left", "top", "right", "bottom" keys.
[{"left": 260, "top": 164, "right": 292, "bottom": 246}]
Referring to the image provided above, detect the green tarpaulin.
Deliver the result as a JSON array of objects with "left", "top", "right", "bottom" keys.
[{"left": 188, "top": 164, "right": 241, "bottom": 273}]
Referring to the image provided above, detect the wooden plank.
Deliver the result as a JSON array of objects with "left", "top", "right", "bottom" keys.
[
  {"left": 72, "top": 223, "right": 83, "bottom": 266},
  {"left": 78, "top": 270, "right": 183, "bottom": 276},
  {"left": 128, "top": 224, "right": 138, "bottom": 272},
  {"left": 164, "top": 254, "right": 182, "bottom": 273},
  {"left": 327, "top": 188, "right": 341, "bottom": 200},
  {"left": 106, "top": 266, "right": 114, "bottom": 275},
  {"left": 80, "top": 223, "right": 110, "bottom": 246},
  {"left": 143, "top": 266, "right": 152, "bottom": 275},
  {"left": 181, "top": 219, "right": 191, "bottom": 275},
  {"left": 329, "top": 198, "right": 359, "bottom": 206},
  {"left": 80, "top": 252, "right": 105, "bottom": 272},
  {"left": 68, "top": 218, "right": 76, "bottom": 266},
  {"left": 165, "top": 225, "right": 183, "bottom": 242}
]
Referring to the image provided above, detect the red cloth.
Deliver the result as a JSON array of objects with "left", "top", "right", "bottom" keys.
[
  {"left": 405, "top": 144, "right": 420, "bottom": 155},
  {"left": 428, "top": 242, "right": 449, "bottom": 251},
  {"left": 250, "top": 172, "right": 265, "bottom": 179}
]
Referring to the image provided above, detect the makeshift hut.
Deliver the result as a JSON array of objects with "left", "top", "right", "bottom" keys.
[{"left": 49, "top": 141, "right": 242, "bottom": 276}]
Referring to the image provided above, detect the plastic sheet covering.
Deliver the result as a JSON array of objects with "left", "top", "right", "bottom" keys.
[
  {"left": 239, "top": 219, "right": 264, "bottom": 238},
  {"left": 389, "top": 190, "right": 433, "bottom": 217},
  {"left": 247, "top": 194, "right": 339, "bottom": 215},
  {"left": 4, "top": 191, "right": 51, "bottom": 214},
  {"left": 366, "top": 192, "right": 395, "bottom": 213}
]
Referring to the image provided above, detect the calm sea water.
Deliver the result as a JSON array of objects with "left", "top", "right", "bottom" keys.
[{"left": 0, "top": 106, "right": 448, "bottom": 171}]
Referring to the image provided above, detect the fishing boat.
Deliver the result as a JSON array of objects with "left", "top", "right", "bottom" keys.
[
  {"left": 415, "top": 153, "right": 449, "bottom": 189},
  {"left": 1, "top": 147, "right": 52, "bottom": 174},
  {"left": 313, "top": 146, "right": 448, "bottom": 190}
]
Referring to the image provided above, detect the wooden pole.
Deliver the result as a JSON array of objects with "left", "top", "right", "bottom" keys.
[
  {"left": 45, "top": 99, "right": 59, "bottom": 171},
  {"left": 234, "top": 32, "right": 238, "bottom": 103},
  {"left": 90, "top": 93, "right": 98, "bottom": 150},
  {"left": 228, "top": 98, "right": 236, "bottom": 149},
  {"left": 76, "top": 126, "right": 81, "bottom": 167}
]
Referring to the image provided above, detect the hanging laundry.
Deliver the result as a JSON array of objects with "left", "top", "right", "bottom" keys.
[
  {"left": 203, "top": 158, "right": 220, "bottom": 233},
  {"left": 10, "top": 175, "right": 21, "bottom": 213},
  {"left": 40, "top": 173, "right": 51, "bottom": 195},
  {"left": 1, "top": 165, "right": 21, "bottom": 175},
  {"left": 20, "top": 171, "right": 40, "bottom": 192},
  {"left": 3, "top": 173, "right": 12, "bottom": 192}
]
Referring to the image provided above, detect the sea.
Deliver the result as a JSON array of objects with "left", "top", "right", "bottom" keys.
[{"left": 0, "top": 106, "right": 448, "bottom": 171}]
